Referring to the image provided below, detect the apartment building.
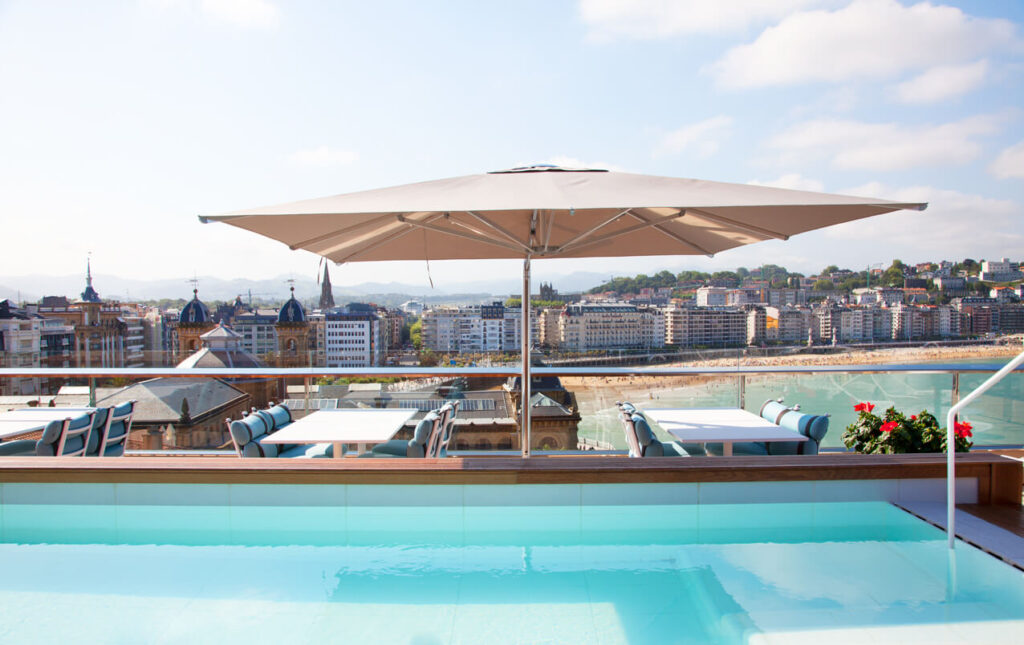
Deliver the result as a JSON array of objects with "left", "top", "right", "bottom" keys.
[
  {"left": 558, "top": 303, "right": 664, "bottom": 352},
  {"left": 309, "top": 306, "right": 384, "bottom": 367},
  {"left": 232, "top": 309, "right": 279, "bottom": 358},
  {"left": 695, "top": 286, "right": 728, "bottom": 306},
  {"left": 764, "top": 306, "right": 812, "bottom": 343},
  {"left": 665, "top": 305, "right": 746, "bottom": 347},
  {"left": 421, "top": 303, "right": 537, "bottom": 354}
]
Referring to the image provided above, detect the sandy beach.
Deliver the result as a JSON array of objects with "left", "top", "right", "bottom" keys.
[{"left": 563, "top": 342, "right": 1023, "bottom": 412}]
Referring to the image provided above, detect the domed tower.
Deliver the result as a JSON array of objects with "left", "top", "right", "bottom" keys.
[
  {"left": 276, "top": 286, "right": 309, "bottom": 367},
  {"left": 176, "top": 288, "right": 215, "bottom": 361}
]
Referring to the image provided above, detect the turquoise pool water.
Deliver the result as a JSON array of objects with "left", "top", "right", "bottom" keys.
[{"left": 1, "top": 500, "right": 1022, "bottom": 644}]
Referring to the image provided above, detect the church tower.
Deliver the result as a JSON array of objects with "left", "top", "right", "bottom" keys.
[
  {"left": 319, "top": 264, "right": 335, "bottom": 310},
  {"left": 176, "top": 287, "right": 215, "bottom": 362},
  {"left": 276, "top": 285, "right": 310, "bottom": 367}
]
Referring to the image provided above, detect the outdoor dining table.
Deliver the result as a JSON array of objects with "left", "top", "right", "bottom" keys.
[
  {"left": 0, "top": 408, "right": 96, "bottom": 441},
  {"left": 260, "top": 408, "right": 418, "bottom": 459},
  {"left": 641, "top": 407, "right": 807, "bottom": 457}
]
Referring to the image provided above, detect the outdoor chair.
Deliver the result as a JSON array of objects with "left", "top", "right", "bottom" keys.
[
  {"left": 431, "top": 401, "right": 460, "bottom": 457},
  {"left": 228, "top": 410, "right": 336, "bottom": 458},
  {"left": 703, "top": 399, "right": 829, "bottom": 456},
  {"left": 617, "top": 403, "right": 690, "bottom": 457},
  {"left": 87, "top": 400, "right": 136, "bottom": 457},
  {"left": 366, "top": 410, "right": 441, "bottom": 458},
  {"left": 0, "top": 411, "right": 97, "bottom": 457}
]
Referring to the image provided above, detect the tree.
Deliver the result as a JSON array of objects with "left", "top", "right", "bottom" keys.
[
  {"left": 822, "top": 265, "right": 839, "bottom": 275},
  {"left": 410, "top": 319, "right": 423, "bottom": 350},
  {"left": 813, "top": 279, "right": 834, "bottom": 291}
]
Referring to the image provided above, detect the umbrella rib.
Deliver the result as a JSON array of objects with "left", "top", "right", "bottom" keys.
[
  {"left": 397, "top": 214, "right": 526, "bottom": 254},
  {"left": 464, "top": 211, "right": 533, "bottom": 253},
  {"left": 330, "top": 212, "right": 447, "bottom": 262},
  {"left": 287, "top": 212, "right": 400, "bottom": 251},
  {"left": 627, "top": 211, "right": 715, "bottom": 256},
  {"left": 554, "top": 209, "right": 634, "bottom": 254},
  {"left": 542, "top": 210, "right": 554, "bottom": 253},
  {"left": 557, "top": 210, "right": 690, "bottom": 255},
  {"left": 687, "top": 208, "right": 790, "bottom": 241}
]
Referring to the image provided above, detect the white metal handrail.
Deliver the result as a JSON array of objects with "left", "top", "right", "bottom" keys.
[{"left": 945, "top": 343, "right": 1024, "bottom": 549}]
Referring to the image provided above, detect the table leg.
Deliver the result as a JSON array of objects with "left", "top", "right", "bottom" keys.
[
  {"left": 722, "top": 442, "right": 733, "bottom": 457},
  {"left": 333, "top": 441, "right": 344, "bottom": 459}
]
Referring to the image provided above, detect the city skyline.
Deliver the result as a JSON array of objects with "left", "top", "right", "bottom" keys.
[{"left": 1, "top": 1, "right": 1022, "bottom": 287}]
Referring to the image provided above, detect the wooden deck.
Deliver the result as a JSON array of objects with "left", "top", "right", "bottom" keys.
[
  {"left": 0, "top": 452, "right": 1020, "bottom": 505},
  {"left": 959, "top": 503, "right": 1024, "bottom": 538}
]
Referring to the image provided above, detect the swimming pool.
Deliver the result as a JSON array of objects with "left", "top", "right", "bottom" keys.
[{"left": 1, "top": 492, "right": 1022, "bottom": 644}]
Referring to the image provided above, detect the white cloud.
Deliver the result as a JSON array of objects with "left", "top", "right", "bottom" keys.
[
  {"left": 656, "top": 116, "right": 733, "bottom": 158},
  {"left": 821, "top": 183, "right": 1022, "bottom": 256},
  {"left": 989, "top": 140, "right": 1024, "bottom": 179},
  {"left": 748, "top": 173, "right": 825, "bottom": 192},
  {"left": 578, "top": 0, "right": 831, "bottom": 40},
  {"left": 767, "top": 114, "right": 1001, "bottom": 171},
  {"left": 708, "top": 0, "right": 1018, "bottom": 89},
  {"left": 201, "top": 0, "right": 278, "bottom": 29},
  {"left": 287, "top": 146, "right": 358, "bottom": 167},
  {"left": 896, "top": 60, "right": 989, "bottom": 103},
  {"left": 147, "top": 0, "right": 279, "bottom": 30}
]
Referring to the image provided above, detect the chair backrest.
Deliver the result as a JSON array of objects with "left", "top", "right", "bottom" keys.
[
  {"left": 777, "top": 411, "right": 830, "bottom": 455},
  {"left": 630, "top": 414, "right": 665, "bottom": 457},
  {"left": 39, "top": 411, "right": 96, "bottom": 457},
  {"left": 427, "top": 405, "right": 453, "bottom": 457},
  {"left": 227, "top": 413, "right": 279, "bottom": 457},
  {"left": 436, "top": 400, "right": 460, "bottom": 456},
  {"left": 92, "top": 400, "right": 136, "bottom": 457},
  {"left": 618, "top": 407, "right": 642, "bottom": 458},
  {"left": 407, "top": 412, "right": 440, "bottom": 458}
]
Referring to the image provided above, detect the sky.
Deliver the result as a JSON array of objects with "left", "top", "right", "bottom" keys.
[{"left": 1, "top": 0, "right": 1022, "bottom": 294}]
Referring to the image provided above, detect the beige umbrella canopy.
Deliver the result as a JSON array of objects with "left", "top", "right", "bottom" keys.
[{"left": 201, "top": 164, "right": 927, "bottom": 455}]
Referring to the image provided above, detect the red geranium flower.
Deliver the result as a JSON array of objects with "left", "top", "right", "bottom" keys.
[
  {"left": 954, "top": 421, "right": 973, "bottom": 439},
  {"left": 910, "top": 415, "right": 917, "bottom": 420},
  {"left": 880, "top": 421, "right": 898, "bottom": 433},
  {"left": 854, "top": 402, "right": 875, "bottom": 413}
]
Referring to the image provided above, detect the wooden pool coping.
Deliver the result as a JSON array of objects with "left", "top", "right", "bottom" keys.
[{"left": 0, "top": 452, "right": 1019, "bottom": 505}]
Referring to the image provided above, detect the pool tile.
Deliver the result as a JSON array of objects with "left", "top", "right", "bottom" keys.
[
  {"left": 463, "top": 484, "right": 580, "bottom": 506},
  {"left": 896, "top": 477, "right": 977, "bottom": 503},
  {"left": 347, "top": 483, "right": 463, "bottom": 507},
  {"left": 2, "top": 482, "right": 115, "bottom": 506},
  {"left": 114, "top": 483, "right": 229, "bottom": 506},
  {"left": 699, "top": 481, "right": 816, "bottom": 505},
  {"left": 580, "top": 482, "right": 698, "bottom": 506},
  {"left": 229, "top": 483, "right": 346, "bottom": 507},
  {"left": 815, "top": 479, "right": 899, "bottom": 503}
]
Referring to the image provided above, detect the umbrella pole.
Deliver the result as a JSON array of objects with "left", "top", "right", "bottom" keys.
[{"left": 521, "top": 255, "right": 531, "bottom": 458}]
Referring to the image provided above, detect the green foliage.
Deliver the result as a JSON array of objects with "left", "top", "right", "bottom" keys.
[
  {"left": 410, "top": 319, "right": 423, "bottom": 350},
  {"left": 822, "top": 265, "right": 839, "bottom": 275},
  {"left": 418, "top": 350, "right": 438, "bottom": 367},
  {"left": 504, "top": 298, "right": 565, "bottom": 308},
  {"left": 812, "top": 279, "right": 834, "bottom": 291},
  {"left": 842, "top": 404, "right": 972, "bottom": 454}
]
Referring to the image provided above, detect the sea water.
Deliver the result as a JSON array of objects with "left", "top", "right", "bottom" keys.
[{"left": 0, "top": 500, "right": 1022, "bottom": 644}]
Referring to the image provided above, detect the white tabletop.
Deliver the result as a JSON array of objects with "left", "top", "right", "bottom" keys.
[
  {"left": 641, "top": 407, "right": 806, "bottom": 456},
  {"left": 0, "top": 408, "right": 96, "bottom": 441},
  {"left": 261, "top": 409, "right": 417, "bottom": 457}
]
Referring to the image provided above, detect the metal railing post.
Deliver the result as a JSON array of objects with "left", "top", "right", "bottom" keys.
[
  {"left": 738, "top": 374, "right": 746, "bottom": 409},
  {"left": 945, "top": 347, "right": 1024, "bottom": 549},
  {"left": 88, "top": 377, "right": 96, "bottom": 407}
]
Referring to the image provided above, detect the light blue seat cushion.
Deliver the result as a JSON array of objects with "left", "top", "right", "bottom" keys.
[
  {"left": 87, "top": 408, "right": 109, "bottom": 455},
  {"left": 98, "top": 401, "right": 135, "bottom": 456},
  {"left": 371, "top": 413, "right": 436, "bottom": 458},
  {"left": 230, "top": 415, "right": 281, "bottom": 457},
  {"left": 36, "top": 413, "right": 92, "bottom": 456},
  {"left": 778, "top": 412, "right": 829, "bottom": 455},
  {"left": 631, "top": 414, "right": 689, "bottom": 458},
  {"left": 0, "top": 440, "right": 38, "bottom": 456},
  {"left": 705, "top": 441, "right": 769, "bottom": 457},
  {"left": 759, "top": 401, "right": 791, "bottom": 424},
  {"left": 257, "top": 405, "right": 293, "bottom": 432},
  {"left": 279, "top": 442, "right": 335, "bottom": 458}
]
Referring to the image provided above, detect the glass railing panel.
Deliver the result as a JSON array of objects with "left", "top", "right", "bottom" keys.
[{"left": 956, "top": 370, "right": 1024, "bottom": 446}]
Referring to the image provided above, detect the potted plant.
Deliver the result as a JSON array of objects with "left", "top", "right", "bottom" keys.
[{"left": 842, "top": 402, "right": 973, "bottom": 454}]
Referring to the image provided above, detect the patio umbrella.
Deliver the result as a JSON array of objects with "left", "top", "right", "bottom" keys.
[{"left": 201, "top": 164, "right": 927, "bottom": 456}]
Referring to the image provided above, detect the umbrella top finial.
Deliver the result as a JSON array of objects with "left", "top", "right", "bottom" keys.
[{"left": 489, "top": 164, "right": 608, "bottom": 174}]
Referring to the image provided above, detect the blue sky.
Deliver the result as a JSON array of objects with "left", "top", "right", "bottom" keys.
[{"left": 1, "top": 0, "right": 1022, "bottom": 292}]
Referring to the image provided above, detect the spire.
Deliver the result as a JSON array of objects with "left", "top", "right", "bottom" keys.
[
  {"left": 319, "top": 263, "right": 335, "bottom": 309},
  {"left": 80, "top": 256, "right": 101, "bottom": 303}
]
